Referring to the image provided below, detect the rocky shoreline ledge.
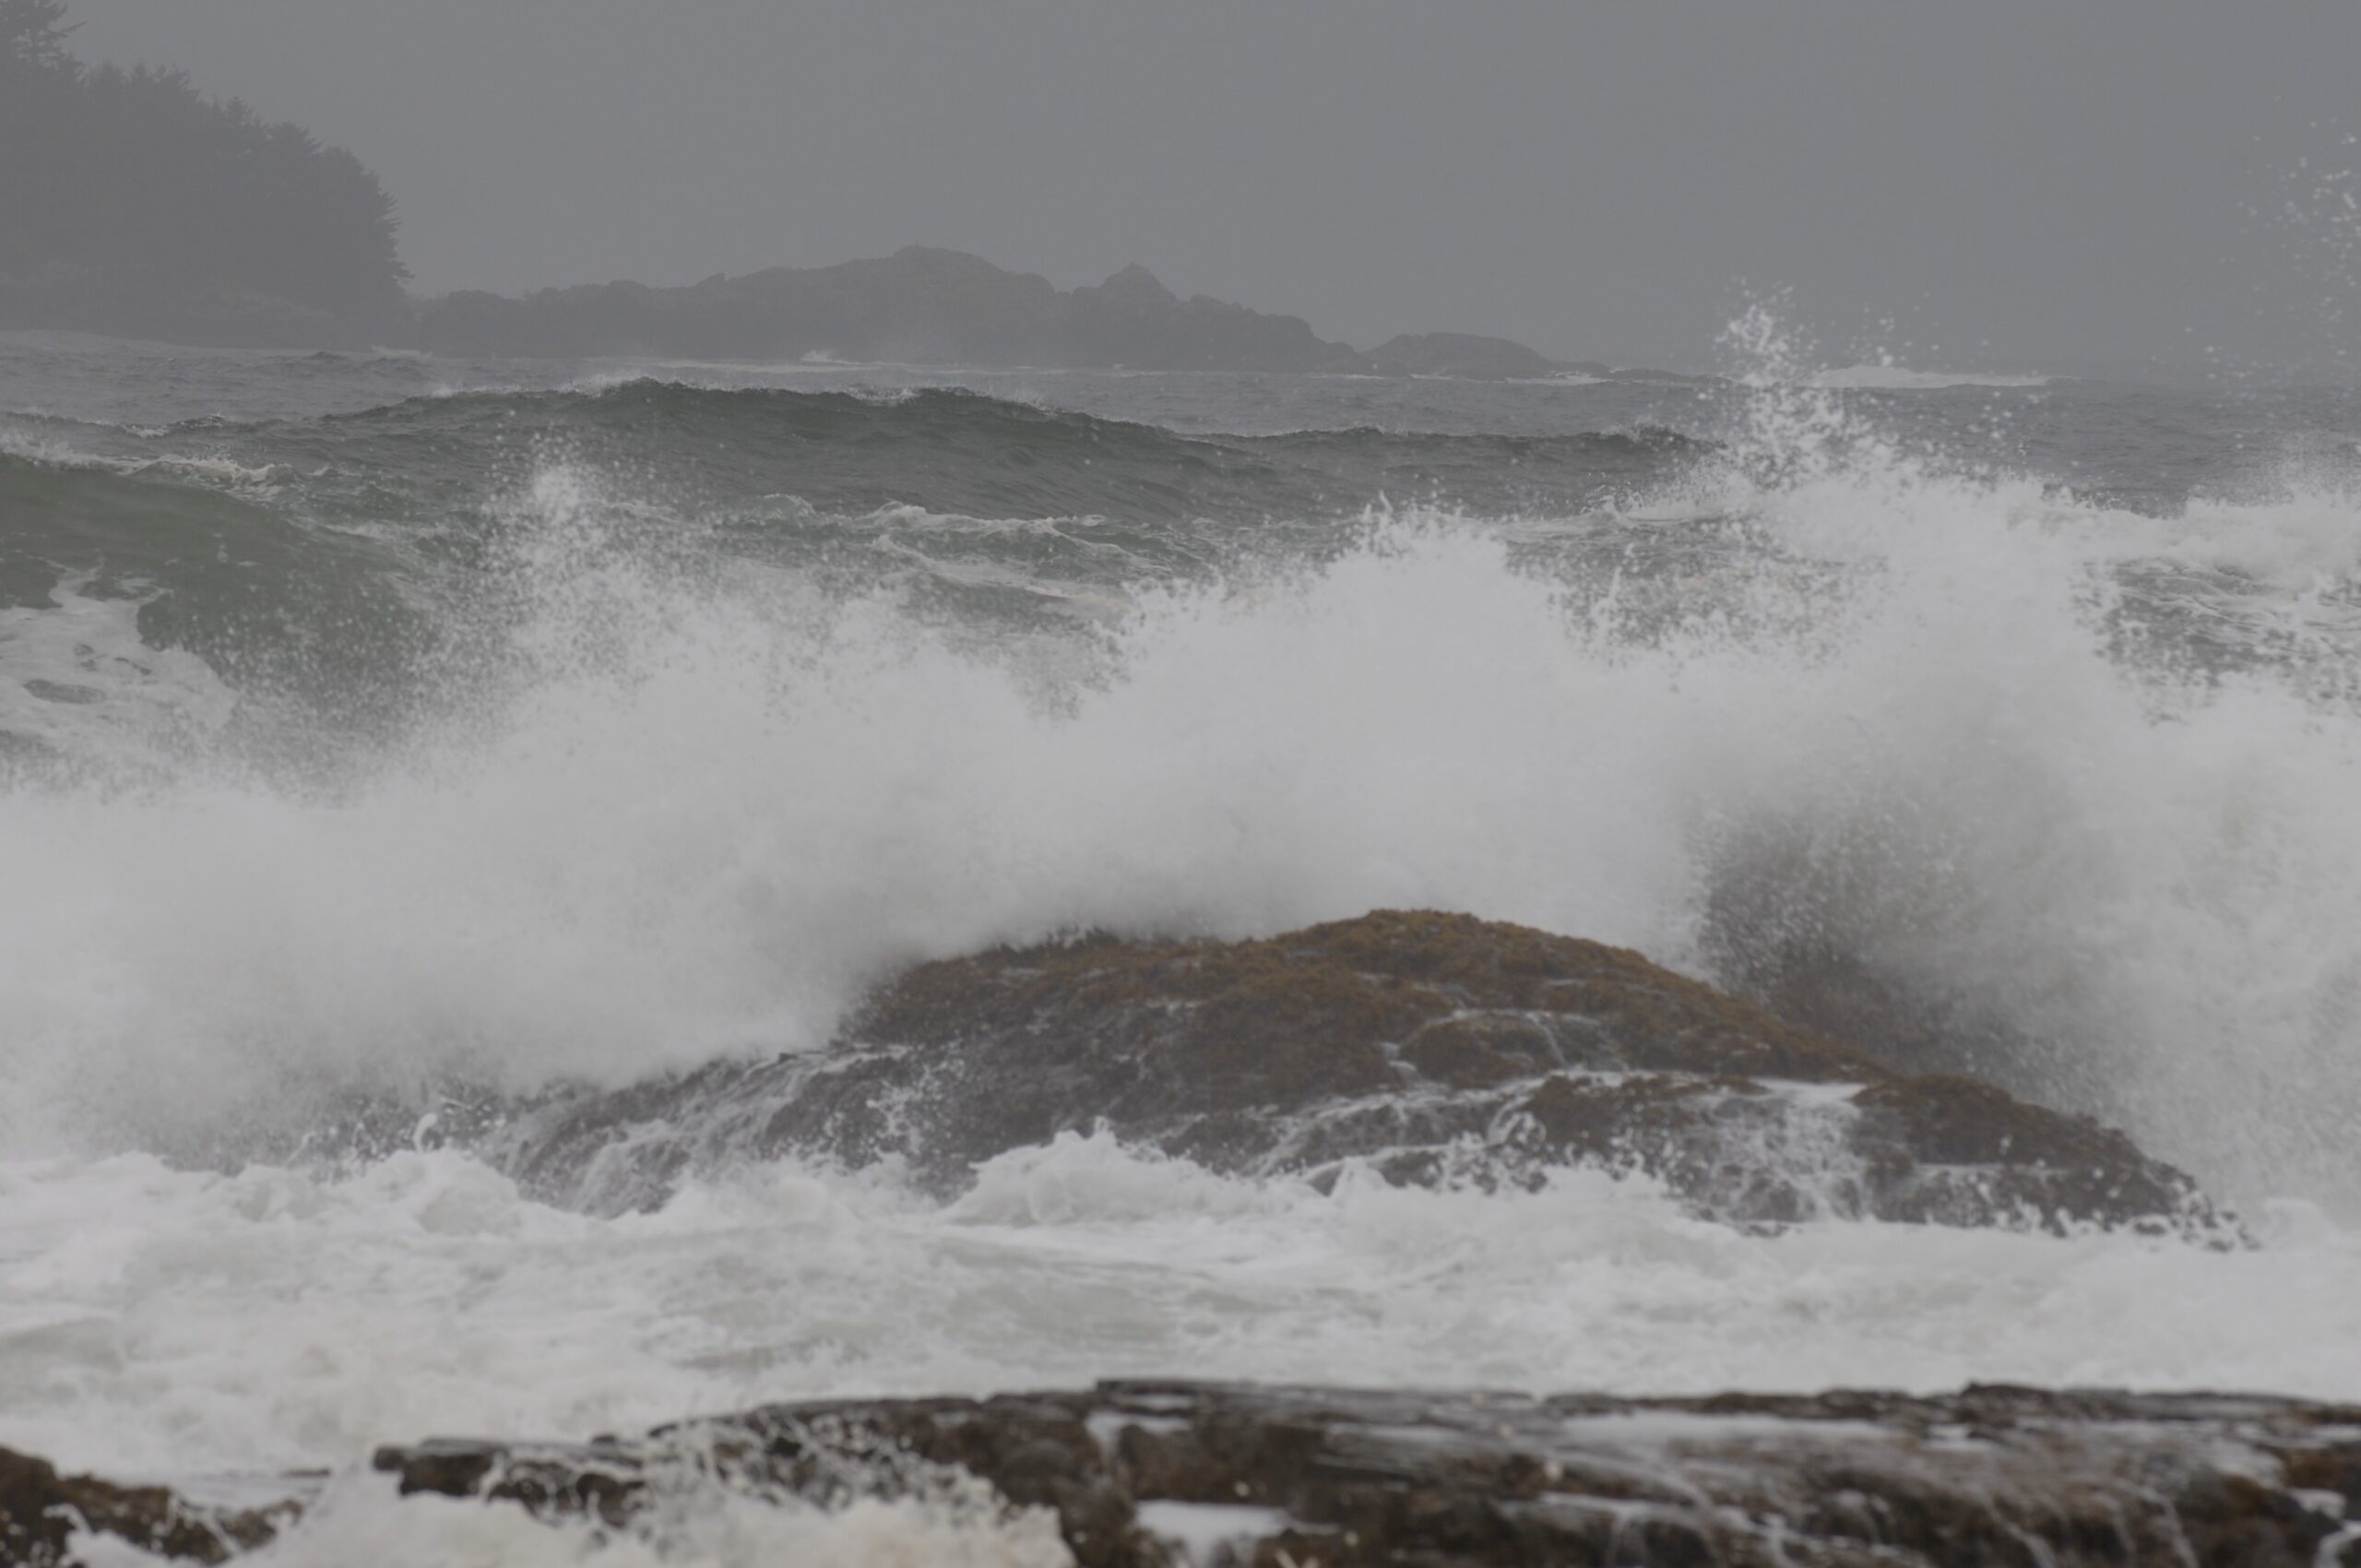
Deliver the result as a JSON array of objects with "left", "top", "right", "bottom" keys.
[{"left": 13, "top": 1382, "right": 2361, "bottom": 1566}]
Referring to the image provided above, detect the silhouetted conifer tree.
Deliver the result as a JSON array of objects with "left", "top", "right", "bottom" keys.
[
  {"left": 0, "top": 0, "right": 409, "bottom": 342},
  {"left": 1, "top": 0, "right": 77, "bottom": 76}
]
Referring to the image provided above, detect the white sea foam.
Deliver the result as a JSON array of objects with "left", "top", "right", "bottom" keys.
[
  {"left": 139, "top": 453, "right": 288, "bottom": 487},
  {"left": 79, "top": 1467, "right": 1072, "bottom": 1568},
  {"left": 2, "top": 1137, "right": 2358, "bottom": 1489},
  {"left": 0, "top": 423, "right": 133, "bottom": 470},
  {"left": 0, "top": 576, "right": 237, "bottom": 766},
  {"left": 2141, "top": 484, "right": 2361, "bottom": 591}
]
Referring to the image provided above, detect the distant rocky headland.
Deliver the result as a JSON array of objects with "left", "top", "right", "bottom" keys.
[
  {"left": 414, "top": 247, "right": 1627, "bottom": 379},
  {"left": 4, "top": 7, "right": 1649, "bottom": 377}
]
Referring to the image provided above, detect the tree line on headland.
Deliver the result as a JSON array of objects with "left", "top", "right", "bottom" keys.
[
  {"left": 1, "top": 0, "right": 409, "bottom": 346},
  {"left": 0, "top": 0, "right": 1612, "bottom": 377}
]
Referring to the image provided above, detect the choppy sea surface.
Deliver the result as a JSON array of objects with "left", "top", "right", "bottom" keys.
[{"left": 5, "top": 327, "right": 2361, "bottom": 1560}]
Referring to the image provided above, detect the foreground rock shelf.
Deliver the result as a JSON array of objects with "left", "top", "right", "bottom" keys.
[
  {"left": 0, "top": 1448, "right": 291, "bottom": 1568},
  {"left": 15, "top": 1382, "right": 2361, "bottom": 1566},
  {"left": 421, "top": 910, "right": 2216, "bottom": 1235}
]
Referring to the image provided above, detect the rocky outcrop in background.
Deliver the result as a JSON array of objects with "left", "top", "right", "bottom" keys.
[
  {"left": 412, "top": 248, "right": 1608, "bottom": 376},
  {"left": 417, "top": 247, "right": 1358, "bottom": 371}
]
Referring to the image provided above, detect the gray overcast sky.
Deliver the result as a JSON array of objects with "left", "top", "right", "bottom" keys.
[{"left": 58, "top": 0, "right": 2361, "bottom": 368}]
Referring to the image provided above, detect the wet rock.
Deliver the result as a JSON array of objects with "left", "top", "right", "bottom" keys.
[
  {"left": 21, "top": 1382, "right": 2361, "bottom": 1565},
  {"left": 362, "top": 1382, "right": 2361, "bottom": 1568},
  {"left": 0, "top": 1445, "right": 291, "bottom": 1566},
  {"left": 1849, "top": 1074, "right": 2198, "bottom": 1227},
  {"left": 478, "top": 909, "right": 2217, "bottom": 1234}
]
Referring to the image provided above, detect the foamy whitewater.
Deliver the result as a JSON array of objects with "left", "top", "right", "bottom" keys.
[{"left": 3, "top": 328, "right": 2360, "bottom": 1562}]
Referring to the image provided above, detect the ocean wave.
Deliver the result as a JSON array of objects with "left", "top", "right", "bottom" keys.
[
  {"left": 0, "top": 422, "right": 140, "bottom": 472},
  {"left": 0, "top": 460, "right": 2356, "bottom": 1212},
  {"left": 18, "top": 326, "right": 2361, "bottom": 1562},
  {"left": 2, "top": 360, "right": 2360, "bottom": 1226}
]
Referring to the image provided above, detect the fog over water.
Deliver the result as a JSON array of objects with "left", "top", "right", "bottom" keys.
[{"left": 53, "top": 0, "right": 2361, "bottom": 370}]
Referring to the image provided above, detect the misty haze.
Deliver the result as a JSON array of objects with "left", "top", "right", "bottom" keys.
[{"left": 6, "top": 4, "right": 2361, "bottom": 1564}]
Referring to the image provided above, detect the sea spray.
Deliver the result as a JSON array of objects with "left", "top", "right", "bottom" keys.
[
  {"left": 3, "top": 338, "right": 2361, "bottom": 1500},
  {"left": 2, "top": 352, "right": 2359, "bottom": 1206}
]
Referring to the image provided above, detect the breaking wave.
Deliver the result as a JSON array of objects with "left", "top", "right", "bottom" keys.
[
  {"left": 6, "top": 334, "right": 2361, "bottom": 1513},
  {"left": 0, "top": 367, "right": 2355, "bottom": 1218}
]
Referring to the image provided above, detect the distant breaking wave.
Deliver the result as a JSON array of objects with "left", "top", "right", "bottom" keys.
[
  {"left": 0, "top": 379, "right": 1709, "bottom": 568},
  {"left": 1810, "top": 364, "right": 2052, "bottom": 390}
]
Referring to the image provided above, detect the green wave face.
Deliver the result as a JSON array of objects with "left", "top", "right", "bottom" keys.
[{"left": 0, "top": 381, "right": 1714, "bottom": 773}]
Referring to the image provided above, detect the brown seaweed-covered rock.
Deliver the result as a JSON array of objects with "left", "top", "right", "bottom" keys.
[
  {"left": 365, "top": 1382, "right": 2361, "bottom": 1568},
  {"left": 0, "top": 1446, "right": 291, "bottom": 1567},
  {"left": 474, "top": 910, "right": 2214, "bottom": 1234},
  {"left": 24, "top": 1381, "right": 2361, "bottom": 1566}
]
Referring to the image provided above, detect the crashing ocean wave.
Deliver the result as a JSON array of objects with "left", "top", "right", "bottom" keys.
[{"left": 3, "top": 337, "right": 2360, "bottom": 1500}]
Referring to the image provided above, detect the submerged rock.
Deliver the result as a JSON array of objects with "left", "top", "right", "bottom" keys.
[{"left": 469, "top": 909, "right": 2213, "bottom": 1233}]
